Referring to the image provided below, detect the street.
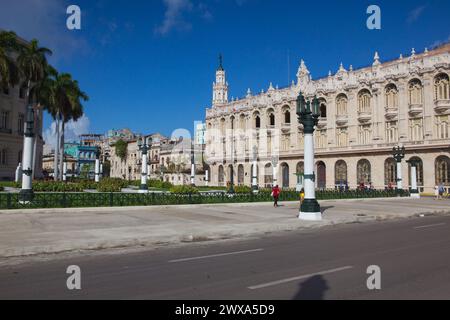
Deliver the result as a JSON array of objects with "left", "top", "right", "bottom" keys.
[{"left": 1, "top": 212, "right": 450, "bottom": 299}]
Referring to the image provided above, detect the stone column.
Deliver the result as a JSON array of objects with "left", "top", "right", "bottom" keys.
[{"left": 19, "top": 106, "right": 35, "bottom": 203}]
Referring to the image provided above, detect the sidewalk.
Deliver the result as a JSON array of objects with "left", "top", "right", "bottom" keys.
[{"left": 0, "top": 197, "right": 449, "bottom": 258}]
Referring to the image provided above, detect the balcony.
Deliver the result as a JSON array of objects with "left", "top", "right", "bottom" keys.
[
  {"left": 0, "top": 128, "right": 12, "bottom": 134},
  {"left": 317, "top": 117, "right": 327, "bottom": 129},
  {"left": 408, "top": 104, "right": 423, "bottom": 116},
  {"left": 357, "top": 111, "right": 372, "bottom": 123},
  {"left": 384, "top": 107, "right": 398, "bottom": 120},
  {"left": 434, "top": 99, "right": 450, "bottom": 113},
  {"left": 335, "top": 114, "right": 348, "bottom": 126}
]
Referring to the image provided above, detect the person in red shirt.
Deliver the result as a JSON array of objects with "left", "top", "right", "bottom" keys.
[{"left": 272, "top": 185, "right": 281, "bottom": 207}]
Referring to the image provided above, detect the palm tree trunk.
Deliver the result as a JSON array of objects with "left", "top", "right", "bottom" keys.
[
  {"left": 53, "top": 114, "right": 60, "bottom": 181},
  {"left": 59, "top": 120, "right": 65, "bottom": 181}
]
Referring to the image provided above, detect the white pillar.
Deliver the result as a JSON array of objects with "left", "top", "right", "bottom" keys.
[
  {"left": 20, "top": 133, "right": 34, "bottom": 202},
  {"left": 205, "top": 169, "right": 209, "bottom": 187},
  {"left": 15, "top": 163, "right": 22, "bottom": 183},
  {"left": 410, "top": 165, "right": 420, "bottom": 198},
  {"left": 299, "top": 132, "right": 322, "bottom": 221},
  {"left": 100, "top": 163, "right": 103, "bottom": 178},
  {"left": 139, "top": 152, "right": 148, "bottom": 192},
  {"left": 396, "top": 161, "right": 402, "bottom": 190},
  {"left": 191, "top": 163, "right": 195, "bottom": 185},
  {"left": 63, "top": 162, "right": 67, "bottom": 181},
  {"left": 95, "top": 158, "right": 100, "bottom": 183},
  {"left": 252, "top": 160, "right": 258, "bottom": 192}
]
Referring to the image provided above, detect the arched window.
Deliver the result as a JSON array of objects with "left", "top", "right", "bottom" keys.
[
  {"left": 281, "top": 163, "right": 289, "bottom": 188},
  {"left": 384, "top": 158, "right": 397, "bottom": 186},
  {"left": 254, "top": 113, "right": 261, "bottom": 129},
  {"left": 408, "top": 79, "right": 423, "bottom": 105},
  {"left": 230, "top": 116, "right": 235, "bottom": 130},
  {"left": 335, "top": 160, "right": 347, "bottom": 185},
  {"left": 218, "top": 165, "right": 224, "bottom": 185},
  {"left": 336, "top": 94, "right": 348, "bottom": 116},
  {"left": 284, "top": 110, "right": 291, "bottom": 124},
  {"left": 268, "top": 111, "right": 275, "bottom": 127},
  {"left": 220, "top": 118, "right": 226, "bottom": 135},
  {"left": 357, "top": 159, "right": 371, "bottom": 185},
  {"left": 358, "top": 89, "right": 371, "bottom": 113},
  {"left": 408, "top": 157, "right": 424, "bottom": 187},
  {"left": 434, "top": 73, "right": 450, "bottom": 100},
  {"left": 296, "top": 161, "right": 304, "bottom": 175},
  {"left": 385, "top": 84, "right": 398, "bottom": 109},
  {"left": 320, "top": 103, "right": 327, "bottom": 118},
  {"left": 435, "top": 156, "right": 450, "bottom": 185},
  {"left": 238, "top": 164, "right": 244, "bottom": 185}
]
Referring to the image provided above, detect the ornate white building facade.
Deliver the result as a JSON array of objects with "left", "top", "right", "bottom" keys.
[{"left": 204, "top": 44, "right": 450, "bottom": 193}]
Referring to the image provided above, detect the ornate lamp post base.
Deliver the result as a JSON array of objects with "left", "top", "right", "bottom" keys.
[
  {"left": 299, "top": 198, "right": 322, "bottom": 221},
  {"left": 138, "top": 184, "right": 149, "bottom": 193},
  {"left": 410, "top": 190, "right": 420, "bottom": 198},
  {"left": 19, "top": 189, "right": 34, "bottom": 204}
]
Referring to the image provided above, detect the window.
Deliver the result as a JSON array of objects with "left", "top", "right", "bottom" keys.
[
  {"left": 336, "top": 127, "right": 348, "bottom": 147},
  {"left": 409, "top": 118, "right": 423, "bottom": 141},
  {"left": 386, "top": 121, "right": 398, "bottom": 143},
  {"left": 239, "top": 114, "right": 246, "bottom": 130},
  {"left": 0, "top": 111, "right": 9, "bottom": 131},
  {"left": 435, "top": 156, "right": 450, "bottom": 185},
  {"left": 357, "top": 159, "right": 371, "bottom": 185},
  {"left": 281, "top": 134, "right": 290, "bottom": 151},
  {"left": 320, "top": 103, "right": 327, "bottom": 118},
  {"left": 284, "top": 111, "right": 291, "bottom": 124},
  {"left": 315, "top": 129, "right": 327, "bottom": 149},
  {"left": 0, "top": 149, "right": 7, "bottom": 165},
  {"left": 18, "top": 113, "right": 24, "bottom": 135},
  {"left": 358, "top": 89, "right": 371, "bottom": 113},
  {"left": 255, "top": 115, "right": 260, "bottom": 128},
  {"left": 2, "top": 87, "right": 9, "bottom": 95},
  {"left": 336, "top": 94, "right": 348, "bottom": 116},
  {"left": 269, "top": 113, "right": 275, "bottom": 126},
  {"left": 408, "top": 79, "right": 423, "bottom": 105},
  {"left": 358, "top": 124, "right": 372, "bottom": 145},
  {"left": 436, "top": 115, "right": 449, "bottom": 139},
  {"left": 434, "top": 73, "right": 450, "bottom": 100},
  {"left": 385, "top": 84, "right": 398, "bottom": 109},
  {"left": 335, "top": 160, "right": 347, "bottom": 185},
  {"left": 218, "top": 165, "right": 224, "bottom": 185},
  {"left": 384, "top": 158, "right": 397, "bottom": 186}
]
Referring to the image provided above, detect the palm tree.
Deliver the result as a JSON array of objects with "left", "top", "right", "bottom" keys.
[
  {"left": 16, "top": 39, "right": 52, "bottom": 179},
  {"left": 58, "top": 75, "right": 88, "bottom": 180},
  {"left": 0, "top": 31, "right": 20, "bottom": 90}
]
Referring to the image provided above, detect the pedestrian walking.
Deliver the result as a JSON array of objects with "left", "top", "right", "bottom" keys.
[
  {"left": 434, "top": 185, "right": 439, "bottom": 200},
  {"left": 272, "top": 184, "right": 280, "bottom": 207}
]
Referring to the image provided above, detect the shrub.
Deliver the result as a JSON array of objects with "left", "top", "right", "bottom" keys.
[
  {"left": 32, "top": 181, "right": 84, "bottom": 192},
  {"left": 115, "top": 139, "right": 127, "bottom": 160},
  {"left": 233, "top": 185, "right": 252, "bottom": 193},
  {"left": 96, "top": 178, "right": 125, "bottom": 192},
  {"left": 169, "top": 185, "right": 199, "bottom": 194}
]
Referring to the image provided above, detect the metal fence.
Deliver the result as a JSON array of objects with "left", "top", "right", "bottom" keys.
[{"left": 0, "top": 189, "right": 408, "bottom": 210}]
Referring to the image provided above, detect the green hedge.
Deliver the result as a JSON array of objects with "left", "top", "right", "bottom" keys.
[
  {"left": 169, "top": 185, "right": 199, "bottom": 194},
  {"left": 0, "top": 189, "right": 409, "bottom": 210}
]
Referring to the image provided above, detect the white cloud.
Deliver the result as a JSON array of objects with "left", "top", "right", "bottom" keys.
[
  {"left": 0, "top": 0, "right": 89, "bottom": 64},
  {"left": 44, "top": 115, "right": 91, "bottom": 149},
  {"left": 407, "top": 5, "right": 427, "bottom": 24},
  {"left": 154, "top": 0, "right": 194, "bottom": 35}
]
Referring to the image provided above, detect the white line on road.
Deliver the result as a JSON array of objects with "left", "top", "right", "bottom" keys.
[
  {"left": 248, "top": 266, "right": 354, "bottom": 290},
  {"left": 168, "top": 248, "right": 264, "bottom": 263},
  {"left": 414, "top": 223, "right": 446, "bottom": 230}
]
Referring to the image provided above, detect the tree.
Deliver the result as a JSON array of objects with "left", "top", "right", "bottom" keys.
[
  {"left": 0, "top": 31, "right": 20, "bottom": 90},
  {"left": 115, "top": 139, "right": 127, "bottom": 161},
  {"left": 16, "top": 39, "right": 52, "bottom": 179}
]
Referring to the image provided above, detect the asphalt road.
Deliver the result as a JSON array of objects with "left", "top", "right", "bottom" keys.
[{"left": 1, "top": 214, "right": 450, "bottom": 299}]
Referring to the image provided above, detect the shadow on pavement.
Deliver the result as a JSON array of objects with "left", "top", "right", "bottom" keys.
[
  {"left": 292, "top": 275, "right": 329, "bottom": 300},
  {"left": 321, "top": 206, "right": 334, "bottom": 214}
]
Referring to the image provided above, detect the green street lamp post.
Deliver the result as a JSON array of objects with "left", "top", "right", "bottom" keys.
[
  {"left": 296, "top": 92, "right": 321, "bottom": 221},
  {"left": 392, "top": 145, "right": 405, "bottom": 193},
  {"left": 407, "top": 159, "right": 420, "bottom": 198},
  {"left": 138, "top": 136, "right": 152, "bottom": 193},
  {"left": 19, "top": 105, "right": 35, "bottom": 203}
]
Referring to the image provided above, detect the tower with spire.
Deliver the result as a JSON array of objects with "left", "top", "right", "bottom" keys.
[{"left": 212, "top": 54, "right": 229, "bottom": 107}]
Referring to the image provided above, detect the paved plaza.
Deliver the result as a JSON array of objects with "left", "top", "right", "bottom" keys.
[{"left": 0, "top": 197, "right": 449, "bottom": 260}]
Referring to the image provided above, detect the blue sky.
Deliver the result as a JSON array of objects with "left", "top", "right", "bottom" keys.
[{"left": 1, "top": 0, "right": 449, "bottom": 142}]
